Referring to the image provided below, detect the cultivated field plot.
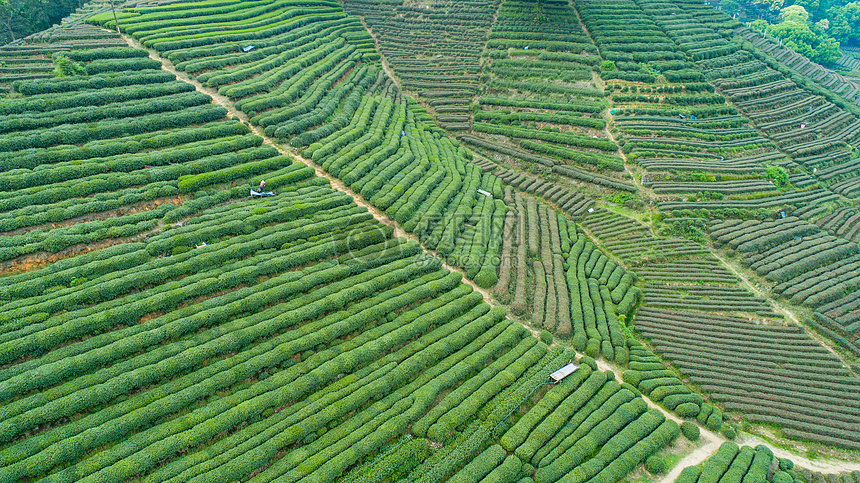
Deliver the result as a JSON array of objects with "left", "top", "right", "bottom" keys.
[
  {"left": 676, "top": 443, "right": 860, "bottom": 483},
  {"left": 578, "top": 0, "right": 779, "bottom": 203},
  {"left": 100, "top": 0, "right": 647, "bottom": 353},
  {"left": 636, "top": 0, "right": 860, "bottom": 201},
  {"left": 0, "top": 3, "right": 687, "bottom": 481},
  {"left": 97, "top": 0, "right": 518, "bottom": 283},
  {"left": 0, "top": 20, "right": 124, "bottom": 94},
  {"left": 838, "top": 46, "right": 860, "bottom": 73},
  {"left": 636, "top": 309, "right": 860, "bottom": 451},
  {"left": 493, "top": 192, "right": 638, "bottom": 361},
  {"left": 344, "top": 0, "right": 496, "bottom": 130},
  {"left": 5, "top": 0, "right": 860, "bottom": 477},
  {"left": 710, "top": 217, "right": 860, "bottom": 353},
  {"left": 580, "top": 207, "right": 780, "bottom": 429},
  {"left": 464, "top": 0, "right": 635, "bottom": 194},
  {"left": 739, "top": 27, "right": 860, "bottom": 108},
  {"left": 497, "top": 361, "right": 679, "bottom": 483},
  {"left": 483, "top": 156, "right": 596, "bottom": 217},
  {"left": 0, "top": 34, "right": 665, "bottom": 483},
  {"left": 0, "top": 47, "right": 255, "bottom": 266},
  {"left": 579, "top": 0, "right": 812, "bottom": 208},
  {"left": 581, "top": 208, "right": 706, "bottom": 264}
]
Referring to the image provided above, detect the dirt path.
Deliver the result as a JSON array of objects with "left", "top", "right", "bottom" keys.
[
  {"left": 121, "top": 34, "right": 499, "bottom": 305},
  {"left": 707, "top": 248, "right": 858, "bottom": 378},
  {"left": 578, "top": 11, "right": 658, "bottom": 237},
  {"left": 123, "top": 34, "right": 860, "bottom": 475},
  {"left": 592, "top": 357, "right": 739, "bottom": 483},
  {"left": 741, "top": 436, "right": 860, "bottom": 473},
  {"left": 661, "top": 439, "right": 724, "bottom": 483},
  {"left": 355, "top": 17, "right": 401, "bottom": 92},
  {"left": 598, "top": 352, "right": 860, "bottom": 479}
]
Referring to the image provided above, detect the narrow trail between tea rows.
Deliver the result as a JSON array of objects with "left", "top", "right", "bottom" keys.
[{"left": 124, "top": 33, "right": 860, "bottom": 477}]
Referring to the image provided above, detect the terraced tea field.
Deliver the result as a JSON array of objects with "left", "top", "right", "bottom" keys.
[{"left": 2, "top": 0, "right": 860, "bottom": 481}]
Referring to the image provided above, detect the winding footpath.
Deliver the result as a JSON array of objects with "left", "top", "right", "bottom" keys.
[
  {"left": 120, "top": 34, "right": 500, "bottom": 306},
  {"left": 121, "top": 32, "right": 860, "bottom": 479}
]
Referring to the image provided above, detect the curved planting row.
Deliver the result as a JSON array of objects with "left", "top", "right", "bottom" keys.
[
  {"left": 496, "top": 356, "right": 680, "bottom": 483},
  {"left": 633, "top": 0, "right": 860, "bottom": 207},
  {"left": 675, "top": 442, "right": 856, "bottom": 483},
  {"left": 344, "top": 0, "right": 496, "bottom": 129},
  {"left": 468, "top": 0, "right": 631, "bottom": 193},
  {"left": 812, "top": 206, "right": 860, "bottom": 244},
  {"left": 575, "top": 0, "right": 692, "bottom": 82},
  {"left": 576, "top": 0, "right": 787, "bottom": 203},
  {"left": 402, "top": 346, "right": 682, "bottom": 483},
  {"left": 636, "top": 308, "right": 860, "bottom": 450},
  {"left": 709, "top": 216, "right": 860, "bottom": 351}
]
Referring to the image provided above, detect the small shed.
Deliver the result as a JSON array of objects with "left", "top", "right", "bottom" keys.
[
  {"left": 243, "top": 45, "right": 255, "bottom": 52},
  {"left": 550, "top": 363, "right": 579, "bottom": 383}
]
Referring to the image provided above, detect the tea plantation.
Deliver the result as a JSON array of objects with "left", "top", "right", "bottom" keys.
[{"left": 1, "top": 0, "right": 859, "bottom": 481}]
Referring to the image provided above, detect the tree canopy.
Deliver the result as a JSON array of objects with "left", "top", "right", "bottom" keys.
[{"left": 0, "top": 0, "right": 87, "bottom": 44}]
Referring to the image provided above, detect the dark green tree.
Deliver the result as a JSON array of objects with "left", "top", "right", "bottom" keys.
[{"left": 0, "top": 0, "right": 87, "bottom": 45}]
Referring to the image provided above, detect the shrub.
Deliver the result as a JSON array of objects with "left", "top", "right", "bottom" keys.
[
  {"left": 585, "top": 338, "right": 601, "bottom": 358},
  {"left": 578, "top": 356, "right": 598, "bottom": 371},
  {"left": 743, "top": 446, "right": 774, "bottom": 483},
  {"left": 706, "top": 410, "right": 723, "bottom": 432},
  {"left": 697, "top": 403, "right": 713, "bottom": 425},
  {"left": 664, "top": 393, "right": 702, "bottom": 410},
  {"left": 774, "top": 471, "right": 794, "bottom": 483},
  {"left": 539, "top": 330, "right": 553, "bottom": 345},
  {"left": 681, "top": 421, "right": 700, "bottom": 441},
  {"left": 677, "top": 466, "right": 702, "bottom": 483},
  {"left": 645, "top": 455, "right": 666, "bottom": 474},
  {"left": 675, "top": 402, "right": 701, "bottom": 418},
  {"left": 448, "top": 445, "right": 507, "bottom": 483}
]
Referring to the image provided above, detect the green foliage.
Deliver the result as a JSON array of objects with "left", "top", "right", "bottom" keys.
[
  {"left": 758, "top": 6, "right": 843, "bottom": 64},
  {"left": 645, "top": 455, "right": 666, "bottom": 474},
  {"left": 766, "top": 165, "right": 790, "bottom": 187},
  {"left": 539, "top": 330, "right": 553, "bottom": 345},
  {"left": 700, "top": 442, "right": 740, "bottom": 483},
  {"left": 0, "top": 0, "right": 87, "bottom": 43},
  {"left": 675, "top": 402, "right": 702, "bottom": 418},
  {"left": 51, "top": 54, "right": 86, "bottom": 77},
  {"left": 677, "top": 466, "right": 703, "bottom": 483},
  {"left": 680, "top": 421, "right": 700, "bottom": 441},
  {"left": 706, "top": 410, "right": 724, "bottom": 432},
  {"left": 659, "top": 218, "right": 708, "bottom": 244}
]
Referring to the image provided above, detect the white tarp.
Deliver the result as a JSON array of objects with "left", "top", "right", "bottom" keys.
[{"left": 550, "top": 363, "right": 579, "bottom": 382}]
